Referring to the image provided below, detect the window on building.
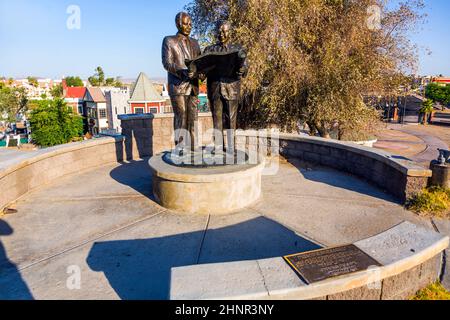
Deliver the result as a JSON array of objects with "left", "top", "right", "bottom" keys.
[
  {"left": 149, "top": 107, "right": 158, "bottom": 114},
  {"left": 115, "top": 107, "right": 117, "bottom": 115},
  {"left": 99, "top": 109, "right": 107, "bottom": 118},
  {"left": 124, "top": 107, "right": 127, "bottom": 114},
  {"left": 135, "top": 107, "right": 144, "bottom": 114},
  {"left": 78, "top": 105, "right": 84, "bottom": 115}
]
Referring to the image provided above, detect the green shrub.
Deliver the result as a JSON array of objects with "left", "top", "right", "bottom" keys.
[
  {"left": 406, "top": 186, "right": 450, "bottom": 217},
  {"left": 8, "top": 138, "right": 18, "bottom": 147},
  {"left": 29, "top": 99, "right": 84, "bottom": 147},
  {"left": 411, "top": 282, "right": 450, "bottom": 300}
]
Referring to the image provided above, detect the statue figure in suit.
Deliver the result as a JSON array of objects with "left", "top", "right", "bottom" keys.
[
  {"left": 162, "top": 12, "right": 202, "bottom": 153},
  {"left": 203, "top": 21, "right": 248, "bottom": 153}
]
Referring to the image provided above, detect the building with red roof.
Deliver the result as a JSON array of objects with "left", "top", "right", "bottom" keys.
[
  {"left": 63, "top": 80, "right": 87, "bottom": 115},
  {"left": 433, "top": 77, "right": 450, "bottom": 85}
]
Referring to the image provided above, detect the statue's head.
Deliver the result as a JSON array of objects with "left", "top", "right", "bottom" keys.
[
  {"left": 216, "top": 21, "right": 231, "bottom": 45},
  {"left": 176, "top": 12, "right": 192, "bottom": 37}
]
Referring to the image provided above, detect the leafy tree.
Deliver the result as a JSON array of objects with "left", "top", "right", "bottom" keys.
[
  {"left": 29, "top": 99, "right": 84, "bottom": 147},
  {"left": 105, "top": 77, "right": 116, "bottom": 86},
  {"left": 88, "top": 67, "right": 123, "bottom": 87},
  {"left": 187, "top": 0, "right": 425, "bottom": 139},
  {"left": 0, "top": 86, "right": 28, "bottom": 123},
  {"left": 426, "top": 83, "right": 450, "bottom": 106},
  {"left": 51, "top": 83, "right": 64, "bottom": 98},
  {"left": 65, "top": 76, "right": 84, "bottom": 87},
  {"left": 27, "top": 77, "right": 39, "bottom": 87},
  {"left": 88, "top": 66, "right": 105, "bottom": 86},
  {"left": 114, "top": 77, "right": 124, "bottom": 88}
]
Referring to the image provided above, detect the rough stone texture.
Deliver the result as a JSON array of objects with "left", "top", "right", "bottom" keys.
[
  {"left": 327, "top": 285, "right": 382, "bottom": 300},
  {"left": 119, "top": 113, "right": 213, "bottom": 160},
  {"left": 431, "top": 218, "right": 450, "bottom": 291},
  {"left": 381, "top": 265, "right": 423, "bottom": 300},
  {"left": 380, "top": 256, "right": 441, "bottom": 300},
  {"left": 404, "top": 176, "right": 429, "bottom": 201}
]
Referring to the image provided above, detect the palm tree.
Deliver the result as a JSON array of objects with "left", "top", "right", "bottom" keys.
[{"left": 419, "top": 99, "right": 434, "bottom": 125}]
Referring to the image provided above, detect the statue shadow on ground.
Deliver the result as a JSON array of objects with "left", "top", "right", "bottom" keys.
[
  {"left": 285, "top": 158, "right": 400, "bottom": 204},
  {"left": 86, "top": 216, "right": 320, "bottom": 300},
  {"left": 109, "top": 158, "right": 156, "bottom": 201},
  {"left": 0, "top": 219, "right": 33, "bottom": 299}
]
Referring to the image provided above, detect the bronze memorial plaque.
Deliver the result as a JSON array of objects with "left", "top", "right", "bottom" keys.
[{"left": 284, "top": 244, "right": 382, "bottom": 284}]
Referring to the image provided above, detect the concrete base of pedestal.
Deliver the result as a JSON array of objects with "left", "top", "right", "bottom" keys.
[{"left": 149, "top": 153, "right": 265, "bottom": 215}]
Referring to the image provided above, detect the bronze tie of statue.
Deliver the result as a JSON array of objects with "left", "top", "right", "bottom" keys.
[
  {"left": 161, "top": 12, "right": 202, "bottom": 154},
  {"left": 203, "top": 21, "right": 248, "bottom": 153}
]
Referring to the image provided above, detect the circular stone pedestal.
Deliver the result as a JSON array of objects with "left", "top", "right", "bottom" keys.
[{"left": 149, "top": 153, "right": 265, "bottom": 214}]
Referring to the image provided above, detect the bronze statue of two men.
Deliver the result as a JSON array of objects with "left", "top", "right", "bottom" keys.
[{"left": 161, "top": 12, "right": 247, "bottom": 155}]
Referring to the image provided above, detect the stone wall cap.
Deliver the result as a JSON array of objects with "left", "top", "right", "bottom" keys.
[
  {"left": 236, "top": 131, "right": 431, "bottom": 177},
  {"left": 118, "top": 112, "right": 212, "bottom": 121},
  {"left": 170, "top": 221, "right": 449, "bottom": 300},
  {"left": 0, "top": 136, "right": 124, "bottom": 180}
]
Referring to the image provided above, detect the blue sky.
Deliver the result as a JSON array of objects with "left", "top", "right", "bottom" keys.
[{"left": 0, "top": 0, "right": 449, "bottom": 80}]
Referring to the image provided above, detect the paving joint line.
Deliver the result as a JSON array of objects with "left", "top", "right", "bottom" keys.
[
  {"left": 247, "top": 206, "right": 327, "bottom": 248},
  {"left": 17, "top": 209, "right": 167, "bottom": 272},
  {"left": 263, "top": 192, "right": 400, "bottom": 207},
  {"left": 255, "top": 260, "right": 270, "bottom": 297},
  {"left": 196, "top": 214, "right": 211, "bottom": 265}
]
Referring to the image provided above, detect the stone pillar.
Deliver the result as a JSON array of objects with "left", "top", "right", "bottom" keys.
[
  {"left": 430, "top": 160, "right": 450, "bottom": 188},
  {"left": 118, "top": 113, "right": 213, "bottom": 160}
]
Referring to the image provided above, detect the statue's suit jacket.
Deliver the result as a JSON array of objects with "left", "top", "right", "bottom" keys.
[
  {"left": 203, "top": 43, "right": 248, "bottom": 101},
  {"left": 162, "top": 33, "right": 201, "bottom": 96}
]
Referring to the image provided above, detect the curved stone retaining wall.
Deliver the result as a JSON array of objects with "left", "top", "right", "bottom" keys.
[
  {"left": 0, "top": 136, "right": 124, "bottom": 211},
  {"left": 236, "top": 131, "right": 432, "bottom": 203},
  {"left": 170, "top": 222, "right": 449, "bottom": 300},
  {"left": 118, "top": 115, "right": 431, "bottom": 203}
]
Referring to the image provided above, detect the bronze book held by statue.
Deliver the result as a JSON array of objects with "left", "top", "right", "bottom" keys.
[{"left": 185, "top": 49, "right": 247, "bottom": 78}]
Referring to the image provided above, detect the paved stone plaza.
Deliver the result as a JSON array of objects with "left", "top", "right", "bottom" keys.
[{"left": 0, "top": 157, "right": 435, "bottom": 299}]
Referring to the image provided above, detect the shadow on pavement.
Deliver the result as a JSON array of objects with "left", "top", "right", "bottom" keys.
[
  {"left": 0, "top": 219, "right": 34, "bottom": 300},
  {"left": 109, "top": 159, "right": 156, "bottom": 201},
  {"left": 86, "top": 216, "right": 320, "bottom": 300},
  {"left": 286, "top": 158, "right": 400, "bottom": 204}
]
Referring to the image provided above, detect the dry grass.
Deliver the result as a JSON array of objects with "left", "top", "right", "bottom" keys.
[
  {"left": 406, "top": 187, "right": 450, "bottom": 218},
  {"left": 411, "top": 282, "right": 450, "bottom": 300}
]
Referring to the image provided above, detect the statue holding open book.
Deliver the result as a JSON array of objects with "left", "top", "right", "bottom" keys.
[{"left": 162, "top": 13, "right": 248, "bottom": 161}]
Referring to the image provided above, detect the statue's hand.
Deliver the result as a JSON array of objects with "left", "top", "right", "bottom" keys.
[
  {"left": 177, "top": 69, "right": 189, "bottom": 80},
  {"left": 198, "top": 73, "right": 206, "bottom": 81},
  {"left": 236, "top": 67, "right": 246, "bottom": 79},
  {"left": 188, "top": 71, "right": 196, "bottom": 79}
]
